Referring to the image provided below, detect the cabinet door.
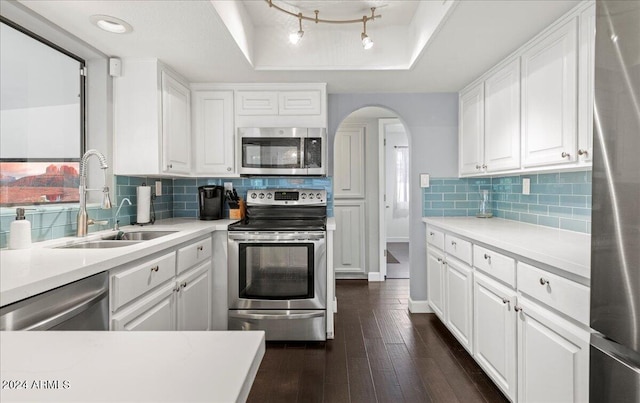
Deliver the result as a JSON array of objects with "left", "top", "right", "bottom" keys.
[
  {"left": 278, "top": 90, "right": 321, "bottom": 115},
  {"left": 162, "top": 71, "right": 191, "bottom": 174},
  {"left": 473, "top": 272, "right": 517, "bottom": 401},
  {"left": 517, "top": 297, "right": 590, "bottom": 403},
  {"left": 521, "top": 18, "right": 578, "bottom": 167},
  {"left": 333, "top": 201, "right": 366, "bottom": 277},
  {"left": 193, "top": 91, "right": 235, "bottom": 175},
  {"left": 459, "top": 83, "right": 485, "bottom": 175},
  {"left": 445, "top": 258, "right": 473, "bottom": 353},
  {"left": 176, "top": 262, "right": 211, "bottom": 331},
  {"left": 427, "top": 248, "right": 445, "bottom": 321},
  {"left": 112, "top": 283, "right": 176, "bottom": 331},
  {"left": 484, "top": 59, "right": 521, "bottom": 172},
  {"left": 334, "top": 125, "right": 365, "bottom": 198},
  {"left": 578, "top": 4, "right": 595, "bottom": 163},
  {"left": 235, "top": 91, "right": 278, "bottom": 115}
]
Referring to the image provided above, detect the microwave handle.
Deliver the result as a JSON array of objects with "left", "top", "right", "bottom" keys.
[{"left": 300, "top": 137, "right": 306, "bottom": 169}]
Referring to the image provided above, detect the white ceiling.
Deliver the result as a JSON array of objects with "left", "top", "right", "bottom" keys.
[{"left": 12, "top": 0, "right": 582, "bottom": 93}]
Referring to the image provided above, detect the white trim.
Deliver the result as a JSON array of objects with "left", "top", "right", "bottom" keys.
[
  {"left": 368, "top": 272, "right": 384, "bottom": 282},
  {"left": 386, "top": 237, "right": 410, "bottom": 243},
  {"left": 333, "top": 297, "right": 338, "bottom": 313},
  {"left": 378, "top": 119, "right": 387, "bottom": 280},
  {"left": 408, "top": 298, "right": 433, "bottom": 313}
]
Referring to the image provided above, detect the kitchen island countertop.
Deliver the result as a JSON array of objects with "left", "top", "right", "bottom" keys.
[{"left": 0, "top": 330, "right": 265, "bottom": 402}]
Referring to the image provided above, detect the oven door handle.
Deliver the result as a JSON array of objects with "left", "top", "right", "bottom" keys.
[
  {"left": 228, "top": 233, "right": 325, "bottom": 241},
  {"left": 229, "top": 311, "right": 325, "bottom": 320}
]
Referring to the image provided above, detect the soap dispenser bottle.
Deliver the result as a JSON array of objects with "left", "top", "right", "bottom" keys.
[{"left": 9, "top": 208, "right": 32, "bottom": 249}]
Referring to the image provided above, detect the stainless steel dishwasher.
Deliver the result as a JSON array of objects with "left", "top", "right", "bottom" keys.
[{"left": 0, "top": 272, "right": 109, "bottom": 330}]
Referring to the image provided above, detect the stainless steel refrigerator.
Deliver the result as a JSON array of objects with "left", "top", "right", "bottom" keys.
[{"left": 590, "top": 0, "right": 640, "bottom": 401}]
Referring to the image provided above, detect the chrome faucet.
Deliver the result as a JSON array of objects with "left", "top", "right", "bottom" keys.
[
  {"left": 114, "top": 198, "right": 132, "bottom": 231},
  {"left": 77, "top": 149, "right": 112, "bottom": 237}
]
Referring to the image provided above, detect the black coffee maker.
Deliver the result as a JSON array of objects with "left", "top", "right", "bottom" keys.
[{"left": 198, "top": 186, "right": 224, "bottom": 220}]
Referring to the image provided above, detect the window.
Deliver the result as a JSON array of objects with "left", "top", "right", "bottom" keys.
[
  {"left": 393, "top": 146, "right": 409, "bottom": 218},
  {"left": 0, "top": 17, "right": 85, "bottom": 206}
]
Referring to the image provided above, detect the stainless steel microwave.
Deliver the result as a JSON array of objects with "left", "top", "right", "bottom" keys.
[{"left": 237, "top": 128, "right": 326, "bottom": 176}]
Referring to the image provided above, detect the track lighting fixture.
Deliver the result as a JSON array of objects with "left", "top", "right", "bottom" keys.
[{"left": 266, "top": 0, "right": 380, "bottom": 50}]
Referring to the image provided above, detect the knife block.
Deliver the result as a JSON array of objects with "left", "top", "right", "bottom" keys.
[{"left": 229, "top": 199, "right": 245, "bottom": 220}]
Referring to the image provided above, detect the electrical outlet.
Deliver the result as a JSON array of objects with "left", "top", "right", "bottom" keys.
[
  {"left": 522, "top": 178, "right": 530, "bottom": 195},
  {"left": 224, "top": 182, "right": 233, "bottom": 191},
  {"left": 420, "top": 174, "right": 430, "bottom": 188},
  {"left": 155, "top": 181, "right": 162, "bottom": 196}
]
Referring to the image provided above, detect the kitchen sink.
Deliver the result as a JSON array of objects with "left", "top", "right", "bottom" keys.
[
  {"left": 115, "top": 231, "right": 178, "bottom": 241},
  {"left": 54, "top": 230, "right": 178, "bottom": 249},
  {"left": 56, "top": 240, "right": 142, "bottom": 249}
]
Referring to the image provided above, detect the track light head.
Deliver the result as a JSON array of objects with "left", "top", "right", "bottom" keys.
[
  {"left": 361, "top": 33, "right": 374, "bottom": 49},
  {"left": 289, "top": 30, "right": 304, "bottom": 44}
]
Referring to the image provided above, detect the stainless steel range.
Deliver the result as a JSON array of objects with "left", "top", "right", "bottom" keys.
[{"left": 228, "top": 189, "right": 327, "bottom": 341}]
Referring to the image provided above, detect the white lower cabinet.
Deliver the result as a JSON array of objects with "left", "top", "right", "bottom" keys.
[
  {"left": 516, "top": 297, "right": 590, "bottom": 403},
  {"left": 473, "top": 271, "right": 517, "bottom": 401},
  {"left": 110, "top": 236, "right": 212, "bottom": 331},
  {"left": 112, "top": 283, "right": 177, "bottom": 331},
  {"left": 426, "top": 248, "right": 445, "bottom": 321},
  {"left": 445, "top": 257, "right": 473, "bottom": 353},
  {"left": 176, "top": 262, "right": 211, "bottom": 331}
]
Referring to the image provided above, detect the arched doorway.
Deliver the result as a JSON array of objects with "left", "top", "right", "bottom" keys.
[{"left": 332, "top": 106, "right": 411, "bottom": 281}]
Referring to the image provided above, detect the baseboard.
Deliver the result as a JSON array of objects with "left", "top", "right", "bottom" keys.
[
  {"left": 386, "top": 237, "right": 409, "bottom": 243},
  {"left": 368, "top": 272, "right": 384, "bottom": 282},
  {"left": 408, "top": 298, "right": 433, "bottom": 313}
]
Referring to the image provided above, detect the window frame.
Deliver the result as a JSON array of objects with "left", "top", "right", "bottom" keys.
[{"left": 0, "top": 16, "right": 86, "bottom": 206}]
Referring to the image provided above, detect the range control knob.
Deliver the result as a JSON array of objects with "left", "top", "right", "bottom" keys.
[
  {"left": 259, "top": 193, "right": 265, "bottom": 199},
  {"left": 309, "top": 194, "right": 314, "bottom": 199},
  {"left": 301, "top": 193, "right": 307, "bottom": 199},
  {"left": 250, "top": 192, "right": 257, "bottom": 199},
  {"left": 316, "top": 193, "right": 322, "bottom": 199},
  {"left": 266, "top": 193, "right": 273, "bottom": 199}
]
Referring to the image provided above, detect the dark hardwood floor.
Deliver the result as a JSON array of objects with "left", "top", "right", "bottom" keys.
[{"left": 247, "top": 279, "right": 509, "bottom": 403}]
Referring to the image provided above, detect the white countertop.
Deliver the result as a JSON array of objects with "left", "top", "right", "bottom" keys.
[
  {"left": 0, "top": 218, "right": 236, "bottom": 307},
  {"left": 326, "top": 217, "right": 336, "bottom": 231},
  {"left": 0, "top": 331, "right": 265, "bottom": 402},
  {"left": 423, "top": 217, "right": 591, "bottom": 280}
]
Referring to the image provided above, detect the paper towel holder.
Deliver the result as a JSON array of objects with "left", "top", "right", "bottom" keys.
[{"left": 135, "top": 183, "right": 155, "bottom": 225}]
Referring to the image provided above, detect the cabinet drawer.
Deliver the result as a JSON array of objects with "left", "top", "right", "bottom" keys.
[
  {"left": 517, "top": 262, "right": 589, "bottom": 325},
  {"left": 111, "top": 252, "right": 176, "bottom": 311},
  {"left": 445, "top": 234, "right": 472, "bottom": 265},
  {"left": 177, "top": 237, "right": 212, "bottom": 275},
  {"left": 474, "top": 245, "right": 516, "bottom": 288},
  {"left": 426, "top": 227, "right": 445, "bottom": 250}
]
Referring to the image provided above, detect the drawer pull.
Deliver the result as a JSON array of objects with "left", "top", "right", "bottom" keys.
[
  {"left": 502, "top": 297, "right": 511, "bottom": 310},
  {"left": 539, "top": 278, "right": 550, "bottom": 286},
  {"left": 578, "top": 149, "right": 588, "bottom": 156},
  {"left": 475, "top": 165, "right": 481, "bottom": 170},
  {"left": 437, "top": 257, "right": 443, "bottom": 263},
  {"left": 197, "top": 245, "right": 204, "bottom": 251},
  {"left": 484, "top": 253, "right": 491, "bottom": 263},
  {"left": 561, "top": 152, "right": 571, "bottom": 159},
  {"left": 514, "top": 306, "right": 523, "bottom": 312},
  {"left": 181, "top": 281, "right": 187, "bottom": 288},
  {"left": 150, "top": 265, "right": 159, "bottom": 272},
  {"left": 429, "top": 232, "right": 434, "bottom": 236},
  {"left": 451, "top": 241, "right": 457, "bottom": 246}
]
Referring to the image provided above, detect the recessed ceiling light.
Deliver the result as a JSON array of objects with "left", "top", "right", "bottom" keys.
[{"left": 90, "top": 15, "right": 133, "bottom": 34}]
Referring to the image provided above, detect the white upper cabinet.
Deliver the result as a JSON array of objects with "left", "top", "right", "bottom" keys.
[
  {"left": 114, "top": 59, "right": 191, "bottom": 176},
  {"left": 278, "top": 91, "right": 322, "bottom": 116},
  {"left": 521, "top": 17, "right": 578, "bottom": 168},
  {"left": 161, "top": 72, "right": 191, "bottom": 174},
  {"left": 485, "top": 59, "right": 521, "bottom": 172},
  {"left": 192, "top": 90, "right": 235, "bottom": 176},
  {"left": 235, "top": 91, "right": 278, "bottom": 116},
  {"left": 459, "top": 83, "right": 485, "bottom": 175},
  {"left": 334, "top": 124, "right": 365, "bottom": 198},
  {"left": 578, "top": 3, "right": 595, "bottom": 163}
]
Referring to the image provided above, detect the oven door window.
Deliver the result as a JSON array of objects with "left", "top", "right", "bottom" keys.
[
  {"left": 239, "top": 243, "right": 314, "bottom": 300},
  {"left": 241, "top": 138, "right": 301, "bottom": 168}
]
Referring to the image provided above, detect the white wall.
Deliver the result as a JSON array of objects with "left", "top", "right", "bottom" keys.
[{"left": 328, "top": 93, "right": 458, "bottom": 302}]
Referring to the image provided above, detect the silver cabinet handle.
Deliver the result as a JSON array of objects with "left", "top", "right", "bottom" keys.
[
  {"left": 475, "top": 164, "right": 481, "bottom": 169},
  {"left": 578, "top": 149, "right": 588, "bottom": 156},
  {"left": 167, "top": 164, "right": 173, "bottom": 169},
  {"left": 150, "top": 265, "right": 159, "bottom": 272},
  {"left": 539, "top": 278, "right": 550, "bottom": 286},
  {"left": 197, "top": 245, "right": 204, "bottom": 251},
  {"left": 482, "top": 164, "right": 487, "bottom": 169},
  {"left": 451, "top": 241, "right": 456, "bottom": 246},
  {"left": 227, "top": 167, "right": 232, "bottom": 172},
  {"left": 561, "top": 152, "right": 570, "bottom": 158},
  {"left": 502, "top": 297, "right": 511, "bottom": 310},
  {"left": 514, "top": 306, "right": 523, "bottom": 312},
  {"left": 429, "top": 232, "right": 434, "bottom": 236},
  {"left": 181, "top": 281, "right": 187, "bottom": 288},
  {"left": 437, "top": 257, "right": 443, "bottom": 263},
  {"left": 484, "top": 253, "right": 491, "bottom": 263}
]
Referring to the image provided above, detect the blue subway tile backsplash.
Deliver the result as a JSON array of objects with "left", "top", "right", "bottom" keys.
[{"left": 422, "top": 170, "right": 592, "bottom": 233}]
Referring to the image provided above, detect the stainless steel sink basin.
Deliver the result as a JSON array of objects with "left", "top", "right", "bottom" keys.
[
  {"left": 56, "top": 240, "right": 142, "bottom": 249},
  {"left": 117, "top": 231, "right": 178, "bottom": 241},
  {"left": 53, "top": 230, "right": 178, "bottom": 249}
]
